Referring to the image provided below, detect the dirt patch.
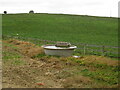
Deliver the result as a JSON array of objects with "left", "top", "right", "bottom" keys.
[
  {"left": 2, "top": 56, "right": 63, "bottom": 88},
  {"left": 62, "top": 75, "right": 92, "bottom": 88}
]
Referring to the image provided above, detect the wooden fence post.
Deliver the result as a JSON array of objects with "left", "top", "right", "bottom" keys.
[
  {"left": 83, "top": 44, "right": 86, "bottom": 55},
  {"left": 102, "top": 46, "right": 105, "bottom": 56}
]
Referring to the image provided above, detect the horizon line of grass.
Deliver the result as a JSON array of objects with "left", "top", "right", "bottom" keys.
[{"left": 2, "top": 13, "right": 118, "bottom": 19}]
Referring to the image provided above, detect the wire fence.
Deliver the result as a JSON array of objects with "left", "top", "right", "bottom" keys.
[{"left": 2, "top": 35, "right": 119, "bottom": 58}]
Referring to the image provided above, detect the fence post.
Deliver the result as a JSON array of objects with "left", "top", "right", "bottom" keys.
[
  {"left": 83, "top": 44, "right": 86, "bottom": 55},
  {"left": 102, "top": 46, "right": 105, "bottom": 56}
]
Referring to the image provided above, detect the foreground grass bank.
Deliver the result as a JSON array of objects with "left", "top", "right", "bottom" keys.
[
  {"left": 2, "top": 39, "right": 119, "bottom": 88},
  {"left": 2, "top": 13, "right": 118, "bottom": 46}
]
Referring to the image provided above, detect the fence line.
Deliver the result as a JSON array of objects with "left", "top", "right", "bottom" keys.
[{"left": 2, "top": 35, "right": 119, "bottom": 58}]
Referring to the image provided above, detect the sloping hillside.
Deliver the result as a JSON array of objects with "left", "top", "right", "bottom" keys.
[{"left": 2, "top": 14, "right": 118, "bottom": 46}]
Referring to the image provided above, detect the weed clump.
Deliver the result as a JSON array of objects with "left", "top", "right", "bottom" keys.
[{"left": 6, "top": 39, "right": 44, "bottom": 58}]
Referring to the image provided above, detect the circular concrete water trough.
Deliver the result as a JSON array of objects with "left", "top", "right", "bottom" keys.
[{"left": 43, "top": 43, "right": 77, "bottom": 57}]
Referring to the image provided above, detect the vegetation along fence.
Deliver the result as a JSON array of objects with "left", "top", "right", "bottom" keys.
[{"left": 2, "top": 35, "right": 119, "bottom": 58}]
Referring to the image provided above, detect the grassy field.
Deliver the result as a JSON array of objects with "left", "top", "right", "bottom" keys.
[
  {"left": 2, "top": 13, "right": 118, "bottom": 46},
  {"left": 2, "top": 14, "right": 119, "bottom": 88}
]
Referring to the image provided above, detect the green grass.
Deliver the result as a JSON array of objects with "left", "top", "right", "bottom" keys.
[
  {"left": 81, "top": 67, "right": 118, "bottom": 85},
  {"left": 3, "top": 51, "right": 21, "bottom": 60},
  {"left": 63, "top": 56, "right": 119, "bottom": 86},
  {"left": 3, "top": 51, "right": 26, "bottom": 65},
  {"left": 2, "top": 13, "right": 118, "bottom": 46}
]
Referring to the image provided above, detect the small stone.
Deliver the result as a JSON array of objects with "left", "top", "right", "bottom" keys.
[{"left": 45, "top": 72, "right": 52, "bottom": 76}]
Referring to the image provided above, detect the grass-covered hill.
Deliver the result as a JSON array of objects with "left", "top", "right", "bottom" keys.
[
  {"left": 2, "top": 13, "right": 118, "bottom": 46},
  {"left": 2, "top": 13, "right": 119, "bottom": 88}
]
